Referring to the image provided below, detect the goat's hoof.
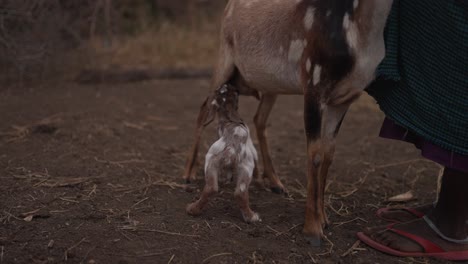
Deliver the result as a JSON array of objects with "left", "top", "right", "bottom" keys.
[
  {"left": 244, "top": 212, "right": 261, "bottom": 223},
  {"left": 270, "top": 186, "right": 286, "bottom": 194},
  {"left": 186, "top": 203, "right": 202, "bottom": 216},
  {"left": 305, "top": 235, "right": 322, "bottom": 247}
]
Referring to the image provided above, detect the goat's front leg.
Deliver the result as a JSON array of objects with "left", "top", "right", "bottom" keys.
[
  {"left": 254, "top": 93, "right": 286, "bottom": 194},
  {"left": 303, "top": 92, "right": 349, "bottom": 246},
  {"left": 183, "top": 96, "right": 215, "bottom": 183}
]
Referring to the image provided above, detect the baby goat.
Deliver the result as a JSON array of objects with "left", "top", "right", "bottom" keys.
[{"left": 186, "top": 84, "right": 260, "bottom": 223}]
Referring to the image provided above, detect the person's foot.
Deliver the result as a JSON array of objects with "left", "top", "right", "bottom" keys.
[
  {"left": 377, "top": 204, "right": 433, "bottom": 223},
  {"left": 362, "top": 218, "right": 468, "bottom": 255}
]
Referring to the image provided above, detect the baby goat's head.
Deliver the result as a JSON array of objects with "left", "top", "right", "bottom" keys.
[
  {"left": 202, "top": 84, "right": 242, "bottom": 126},
  {"left": 214, "top": 84, "right": 239, "bottom": 112}
]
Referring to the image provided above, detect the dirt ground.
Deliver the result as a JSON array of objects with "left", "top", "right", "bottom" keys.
[{"left": 0, "top": 79, "right": 449, "bottom": 264}]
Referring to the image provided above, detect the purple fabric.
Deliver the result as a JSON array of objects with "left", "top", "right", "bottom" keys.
[{"left": 379, "top": 118, "right": 468, "bottom": 173}]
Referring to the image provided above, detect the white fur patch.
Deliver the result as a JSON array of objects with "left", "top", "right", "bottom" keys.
[
  {"left": 343, "top": 13, "right": 350, "bottom": 30},
  {"left": 208, "top": 138, "right": 226, "bottom": 155},
  {"left": 288, "top": 39, "right": 307, "bottom": 63},
  {"left": 313, "top": 64, "right": 322, "bottom": 86},
  {"left": 246, "top": 136, "right": 258, "bottom": 161},
  {"left": 226, "top": 3, "right": 234, "bottom": 17},
  {"left": 353, "top": 0, "right": 359, "bottom": 10},
  {"left": 239, "top": 183, "right": 246, "bottom": 192},
  {"left": 346, "top": 20, "right": 358, "bottom": 49},
  {"left": 234, "top": 126, "right": 248, "bottom": 137},
  {"left": 304, "top": 7, "right": 315, "bottom": 31},
  {"left": 227, "top": 146, "right": 236, "bottom": 155},
  {"left": 219, "top": 85, "right": 228, "bottom": 94},
  {"left": 250, "top": 213, "right": 261, "bottom": 222}
]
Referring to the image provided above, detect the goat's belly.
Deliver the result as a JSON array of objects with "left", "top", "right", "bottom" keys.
[
  {"left": 235, "top": 55, "right": 302, "bottom": 95},
  {"left": 226, "top": 0, "right": 303, "bottom": 94}
]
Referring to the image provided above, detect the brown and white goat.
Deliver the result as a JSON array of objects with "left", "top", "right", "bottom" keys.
[
  {"left": 186, "top": 84, "right": 260, "bottom": 223},
  {"left": 183, "top": 0, "right": 393, "bottom": 245}
]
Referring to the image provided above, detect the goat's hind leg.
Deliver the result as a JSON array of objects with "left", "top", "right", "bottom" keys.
[
  {"left": 235, "top": 166, "right": 261, "bottom": 223},
  {"left": 253, "top": 93, "right": 286, "bottom": 194},
  {"left": 186, "top": 163, "right": 219, "bottom": 216}
]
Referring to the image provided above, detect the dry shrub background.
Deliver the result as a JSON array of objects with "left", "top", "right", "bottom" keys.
[{"left": 0, "top": 0, "right": 226, "bottom": 85}]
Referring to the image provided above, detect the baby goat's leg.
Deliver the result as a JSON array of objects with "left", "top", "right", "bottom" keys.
[
  {"left": 186, "top": 163, "right": 219, "bottom": 216},
  {"left": 235, "top": 167, "right": 260, "bottom": 223}
]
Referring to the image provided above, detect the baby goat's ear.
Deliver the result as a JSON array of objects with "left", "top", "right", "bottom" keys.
[{"left": 201, "top": 95, "right": 218, "bottom": 126}]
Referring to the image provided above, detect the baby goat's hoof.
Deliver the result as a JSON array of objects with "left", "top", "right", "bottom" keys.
[
  {"left": 243, "top": 212, "right": 261, "bottom": 223},
  {"left": 186, "top": 203, "right": 202, "bottom": 216}
]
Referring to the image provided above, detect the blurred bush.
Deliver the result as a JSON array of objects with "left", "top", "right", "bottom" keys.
[{"left": 0, "top": 0, "right": 226, "bottom": 84}]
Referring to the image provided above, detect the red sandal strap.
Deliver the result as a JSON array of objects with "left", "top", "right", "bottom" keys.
[
  {"left": 403, "top": 208, "right": 425, "bottom": 218},
  {"left": 387, "top": 224, "right": 445, "bottom": 253}
]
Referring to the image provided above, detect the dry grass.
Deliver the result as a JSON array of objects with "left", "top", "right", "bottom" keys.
[
  {"left": 0, "top": 0, "right": 225, "bottom": 83},
  {"left": 79, "top": 20, "right": 220, "bottom": 73}
]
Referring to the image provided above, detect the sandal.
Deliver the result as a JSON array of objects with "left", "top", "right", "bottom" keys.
[{"left": 357, "top": 219, "right": 468, "bottom": 260}]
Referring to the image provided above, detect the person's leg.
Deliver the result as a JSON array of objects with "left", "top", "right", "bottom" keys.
[
  {"left": 361, "top": 167, "right": 468, "bottom": 255},
  {"left": 427, "top": 168, "right": 468, "bottom": 239}
]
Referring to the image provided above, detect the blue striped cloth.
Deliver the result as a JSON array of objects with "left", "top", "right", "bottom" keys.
[{"left": 367, "top": 0, "right": 468, "bottom": 155}]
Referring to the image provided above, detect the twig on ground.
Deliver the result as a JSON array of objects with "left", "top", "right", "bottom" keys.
[
  {"left": 307, "top": 252, "right": 317, "bottom": 263},
  {"left": 374, "top": 159, "right": 432, "bottom": 169},
  {"left": 266, "top": 225, "right": 281, "bottom": 236},
  {"left": 0, "top": 114, "right": 63, "bottom": 142},
  {"left": 335, "top": 188, "right": 358, "bottom": 198},
  {"left": 94, "top": 157, "right": 146, "bottom": 168},
  {"left": 38, "top": 177, "right": 91, "bottom": 188},
  {"left": 19, "top": 207, "right": 45, "bottom": 217},
  {"left": 106, "top": 252, "right": 164, "bottom": 257},
  {"left": 2, "top": 211, "right": 22, "bottom": 222},
  {"left": 328, "top": 196, "right": 350, "bottom": 217},
  {"left": 137, "top": 229, "right": 200, "bottom": 237},
  {"left": 333, "top": 217, "right": 368, "bottom": 227},
  {"left": 131, "top": 197, "right": 149, "bottom": 208},
  {"left": 316, "top": 235, "right": 334, "bottom": 256},
  {"left": 221, "top": 221, "right": 242, "bottom": 231},
  {"left": 276, "top": 223, "right": 301, "bottom": 237},
  {"left": 204, "top": 221, "right": 211, "bottom": 230},
  {"left": 60, "top": 197, "right": 80, "bottom": 204},
  {"left": 87, "top": 184, "right": 97, "bottom": 197},
  {"left": 64, "top": 238, "right": 88, "bottom": 261},
  {"left": 167, "top": 254, "right": 175, "bottom": 264},
  {"left": 341, "top": 240, "right": 361, "bottom": 257},
  {"left": 202, "top": 253, "right": 232, "bottom": 263},
  {"left": 118, "top": 230, "right": 134, "bottom": 241}
]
